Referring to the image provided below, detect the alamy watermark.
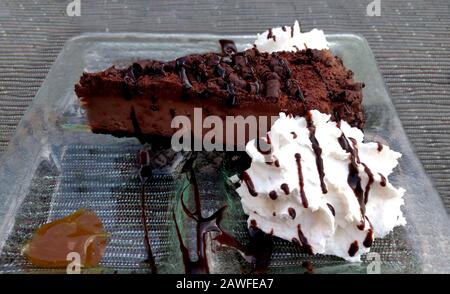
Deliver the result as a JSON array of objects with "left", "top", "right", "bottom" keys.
[
  {"left": 367, "top": 0, "right": 381, "bottom": 17},
  {"left": 170, "top": 108, "right": 278, "bottom": 152},
  {"left": 66, "top": 0, "right": 81, "bottom": 17},
  {"left": 66, "top": 252, "right": 81, "bottom": 274},
  {"left": 366, "top": 252, "right": 381, "bottom": 274}
]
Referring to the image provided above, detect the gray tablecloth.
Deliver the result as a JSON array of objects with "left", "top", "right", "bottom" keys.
[{"left": 0, "top": 0, "right": 449, "bottom": 210}]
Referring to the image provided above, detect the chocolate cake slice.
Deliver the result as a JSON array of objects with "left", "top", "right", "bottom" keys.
[{"left": 75, "top": 43, "right": 365, "bottom": 144}]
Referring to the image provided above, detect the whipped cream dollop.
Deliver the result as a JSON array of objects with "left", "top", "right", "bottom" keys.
[
  {"left": 248, "top": 20, "right": 328, "bottom": 53},
  {"left": 234, "top": 111, "right": 406, "bottom": 261}
]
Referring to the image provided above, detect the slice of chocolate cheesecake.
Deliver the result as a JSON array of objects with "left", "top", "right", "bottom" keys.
[{"left": 75, "top": 43, "right": 365, "bottom": 144}]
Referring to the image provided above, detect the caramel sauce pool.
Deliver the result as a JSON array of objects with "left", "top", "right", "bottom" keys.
[{"left": 23, "top": 209, "right": 108, "bottom": 268}]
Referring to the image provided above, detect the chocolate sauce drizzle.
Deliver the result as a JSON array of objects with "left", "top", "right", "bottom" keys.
[
  {"left": 138, "top": 149, "right": 157, "bottom": 274},
  {"left": 130, "top": 107, "right": 142, "bottom": 140},
  {"left": 326, "top": 203, "right": 336, "bottom": 216},
  {"left": 175, "top": 57, "right": 192, "bottom": 90},
  {"left": 274, "top": 158, "right": 280, "bottom": 168},
  {"left": 214, "top": 225, "right": 274, "bottom": 274},
  {"left": 267, "top": 28, "right": 276, "bottom": 42},
  {"left": 226, "top": 82, "right": 237, "bottom": 106},
  {"left": 348, "top": 240, "right": 359, "bottom": 257},
  {"left": 281, "top": 183, "right": 290, "bottom": 195},
  {"left": 291, "top": 131, "right": 297, "bottom": 139},
  {"left": 242, "top": 172, "right": 258, "bottom": 197},
  {"left": 337, "top": 133, "right": 352, "bottom": 154},
  {"left": 288, "top": 207, "right": 296, "bottom": 219},
  {"left": 219, "top": 39, "right": 237, "bottom": 56},
  {"left": 348, "top": 161, "right": 366, "bottom": 230},
  {"left": 123, "top": 63, "right": 142, "bottom": 100},
  {"left": 124, "top": 63, "right": 142, "bottom": 86},
  {"left": 379, "top": 173, "right": 387, "bottom": 187},
  {"left": 173, "top": 165, "right": 274, "bottom": 274},
  {"left": 363, "top": 216, "right": 374, "bottom": 248},
  {"left": 376, "top": 142, "right": 383, "bottom": 152},
  {"left": 172, "top": 167, "right": 227, "bottom": 274},
  {"left": 215, "top": 64, "right": 226, "bottom": 78},
  {"left": 305, "top": 112, "right": 328, "bottom": 194},
  {"left": 362, "top": 163, "right": 374, "bottom": 204},
  {"left": 348, "top": 138, "right": 361, "bottom": 164},
  {"left": 363, "top": 229, "right": 374, "bottom": 248},
  {"left": 302, "top": 261, "right": 314, "bottom": 274},
  {"left": 293, "top": 224, "right": 314, "bottom": 255},
  {"left": 346, "top": 161, "right": 364, "bottom": 207},
  {"left": 269, "top": 191, "right": 278, "bottom": 200},
  {"left": 338, "top": 131, "right": 377, "bottom": 230},
  {"left": 295, "top": 153, "right": 308, "bottom": 208}
]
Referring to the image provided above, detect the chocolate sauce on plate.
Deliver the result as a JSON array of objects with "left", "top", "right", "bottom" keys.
[
  {"left": 302, "top": 260, "right": 314, "bottom": 274},
  {"left": 173, "top": 165, "right": 274, "bottom": 274},
  {"left": 173, "top": 167, "right": 226, "bottom": 274},
  {"left": 214, "top": 225, "right": 274, "bottom": 274},
  {"left": 138, "top": 149, "right": 157, "bottom": 274}
]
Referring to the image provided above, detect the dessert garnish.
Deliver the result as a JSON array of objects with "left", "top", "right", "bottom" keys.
[
  {"left": 234, "top": 110, "right": 406, "bottom": 261},
  {"left": 23, "top": 209, "right": 108, "bottom": 268}
]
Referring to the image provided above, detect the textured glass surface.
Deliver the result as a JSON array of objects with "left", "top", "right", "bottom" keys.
[{"left": 0, "top": 33, "right": 448, "bottom": 273}]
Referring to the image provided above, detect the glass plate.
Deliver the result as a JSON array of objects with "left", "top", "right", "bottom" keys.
[{"left": 0, "top": 33, "right": 448, "bottom": 274}]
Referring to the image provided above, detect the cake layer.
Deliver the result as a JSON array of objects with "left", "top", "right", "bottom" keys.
[{"left": 75, "top": 46, "right": 365, "bottom": 144}]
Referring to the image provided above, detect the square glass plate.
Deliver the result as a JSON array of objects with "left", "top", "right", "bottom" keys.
[{"left": 0, "top": 33, "right": 448, "bottom": 274}]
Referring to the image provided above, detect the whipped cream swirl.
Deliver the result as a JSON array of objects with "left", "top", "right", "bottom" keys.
[
  {"left": 249, "top": 20, "right": 328, "bottom": 53},
  {"left": 235, "top": 111, "right": 406, "bottom": 261}
]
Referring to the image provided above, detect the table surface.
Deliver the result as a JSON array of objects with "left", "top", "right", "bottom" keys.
[{"left": 0, "top": 0, "right": 449, "bottom": 211}]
